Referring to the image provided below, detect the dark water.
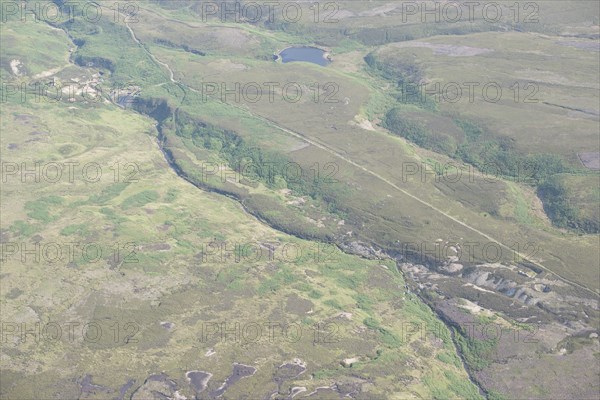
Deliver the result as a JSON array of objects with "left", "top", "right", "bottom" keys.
[
  {"left": 210, "top": 363, "right": 256, "bottom": 397},
  {"left": 279, "top": 47, "right": 330, "bottom": 66},
  {"left": 186, "top": 371, "right": 212, "bottom": 393}
]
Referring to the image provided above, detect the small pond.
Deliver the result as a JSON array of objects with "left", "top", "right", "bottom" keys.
[{"left": 278, "top": 47, "right": 330, "bottom": 66}]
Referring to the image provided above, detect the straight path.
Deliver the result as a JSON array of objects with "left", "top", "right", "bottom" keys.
[{"left": 123, "top": 19, "right": 599, "bottom": 298}]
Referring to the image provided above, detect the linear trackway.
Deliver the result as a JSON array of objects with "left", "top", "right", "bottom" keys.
[
  {"left": 123, "top": 20, "right": 598, "bottom": 299},
  {"left": 233, "top": 112, "right": 600, "bottom": 297}
]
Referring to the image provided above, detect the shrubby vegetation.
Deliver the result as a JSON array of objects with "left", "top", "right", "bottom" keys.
[
  {"left": 174, "top": 110, "right": 341, "bottom": 204},
  {"left": 58, "top": 9, "right": 167, "bottom": 86},
  {"left": 537, "top": 177, "right": 599, "bottom": 234},
  {"left": 453, "top": 119, "right": 568, "bottom": 184},
  {"left": 383, "top": 108, "right": 600, "bottom": 232},
  {"left": 134, "top": 97, "right": 174, "bottom": 123},
  {"left": 383, "top": 109, "right": 456, "bottom": 154},
  {"left": 73, "top": 55, "right": 115, "bottom": 72},
  {"left": 366, "top": 47, "right": 599, "bottom": 233},
  {"left": 454, "top": 328, "right": 497, "bottom": 371},
  {"left": 132, "top": 98, "right": 345, "bottom": 241},
  {"left": 365, "top": 52, "right": 437, "bottom": 111}
]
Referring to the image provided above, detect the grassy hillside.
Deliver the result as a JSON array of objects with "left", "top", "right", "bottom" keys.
[
  {"left": 0, "top": 6, "right": 482, "bottom": 400},
  {"left": 1, "top": 1, "right": 598, "bottom": 399}
]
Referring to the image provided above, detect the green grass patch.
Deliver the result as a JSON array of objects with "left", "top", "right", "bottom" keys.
[
  {"left": 60, "top": 224, "right": 89, "bottom": 236},
  {"left": 24, "top": 196, "right": 64, "bottom": 223},
  {"left": 9, "top": 220, "right": 39, "bottom": 237},
  {"left": 121, "top": 190, "right": 160, "bottom": 210}
]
